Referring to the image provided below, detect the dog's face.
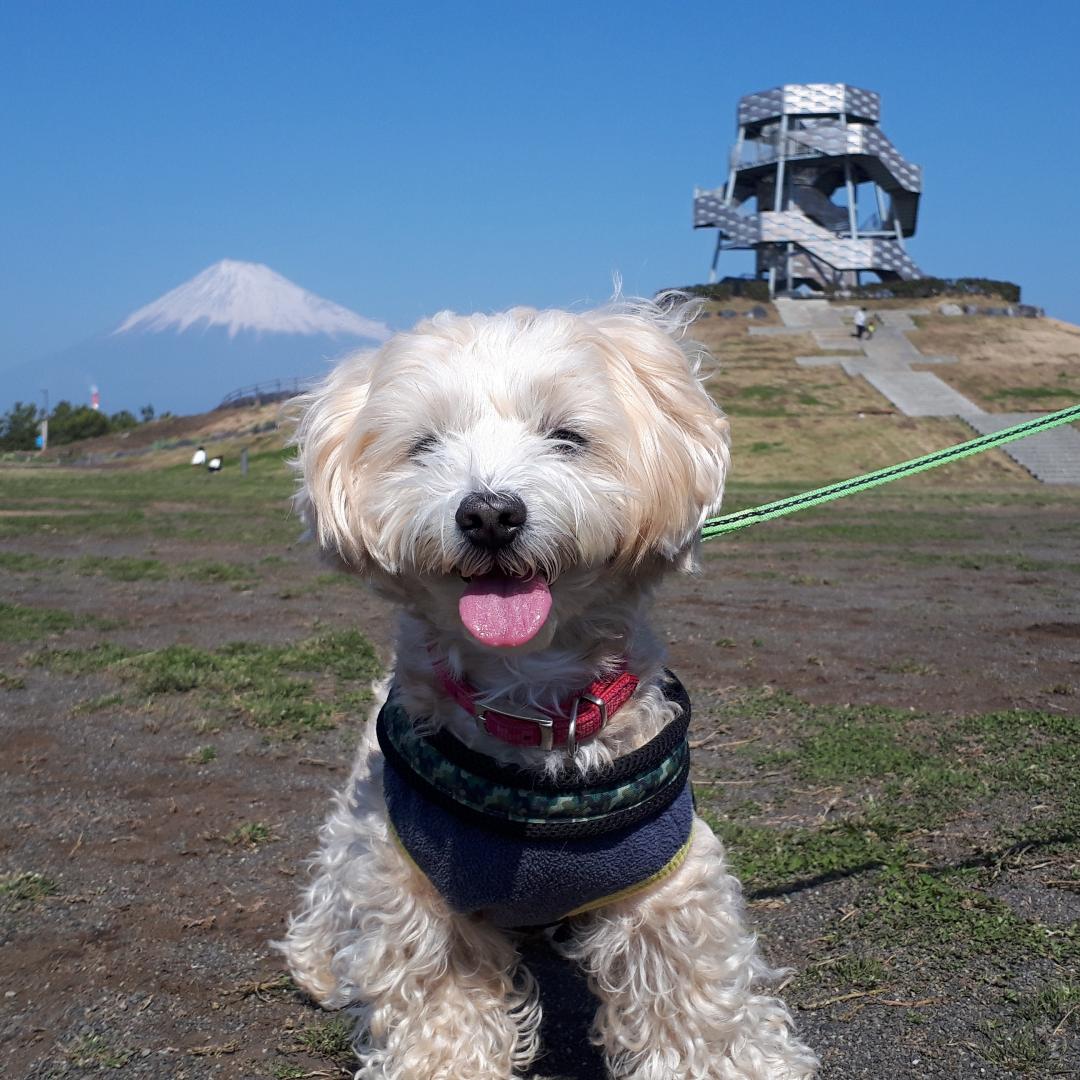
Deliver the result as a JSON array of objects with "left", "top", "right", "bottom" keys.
[{"left": 294, "top": 301, "right": 730, "bottom": 652}]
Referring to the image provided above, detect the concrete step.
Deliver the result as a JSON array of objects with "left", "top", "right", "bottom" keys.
[
  {"left": 960, "top": 413, "right": 1080, "bottom": 484},
  {"left": 773, "top": 297, "right": 844, "bottom": 328}
]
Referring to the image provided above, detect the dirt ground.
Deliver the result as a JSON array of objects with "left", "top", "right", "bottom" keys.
[{"left": 1, "top": 460, "right": 1078, "bottom": 1079}]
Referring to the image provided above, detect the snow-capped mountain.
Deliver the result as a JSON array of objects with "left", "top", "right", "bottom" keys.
[
  {"left": 116, "top": 259, "right": 389, "bottom": 340},
  {"left": 3, "top": 261, "right": 390, "bottom": 416}
]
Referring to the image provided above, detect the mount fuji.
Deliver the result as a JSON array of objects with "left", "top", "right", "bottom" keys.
[{"left": 3, "top": 261, "right": 390, "bottom": 416}]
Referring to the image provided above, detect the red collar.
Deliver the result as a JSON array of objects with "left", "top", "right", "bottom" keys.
[{"left": 431, "top": 659, "right": 639, "bottom": 753}]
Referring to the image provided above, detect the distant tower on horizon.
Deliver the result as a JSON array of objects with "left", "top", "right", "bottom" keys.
[{"left": 693, "top": 83, "right": 923, "bottom": 295}]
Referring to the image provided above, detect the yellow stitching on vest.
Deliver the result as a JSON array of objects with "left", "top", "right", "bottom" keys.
[
  {"left": 388, "top": 820, "right": 435, "bottom": 887},
  {"left": 561, "top": 834, "right": 693, "bottom": 919},
  {"left": 390, "top": 818, "right": 691, "bottom": 923}
]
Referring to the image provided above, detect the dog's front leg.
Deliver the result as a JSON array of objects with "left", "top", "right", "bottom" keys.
[
  {"left": 352, "top": 834, "right": 542, "bottom": 1080},
  {"left": 282, "top": 792, "right": 540, "bottom": 1080},
  {"left": 562, "top": 818, "right": 818, "bottom": 1080}
]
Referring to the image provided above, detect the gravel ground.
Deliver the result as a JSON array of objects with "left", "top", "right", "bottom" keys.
[{"left": 2, "top": 478, "right": 1078, "bottom": 1079}]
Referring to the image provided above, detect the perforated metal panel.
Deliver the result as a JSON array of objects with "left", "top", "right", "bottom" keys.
[
  {"left": 700, "top": 83, "right": 922, "bottom": 292},
  {"left": 737, "top": 83, "right": 881, "bottom": 127}
]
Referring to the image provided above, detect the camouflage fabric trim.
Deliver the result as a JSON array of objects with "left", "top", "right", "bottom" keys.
[{"left": 377, "top": 700, "right": 690, "bottom": 830}]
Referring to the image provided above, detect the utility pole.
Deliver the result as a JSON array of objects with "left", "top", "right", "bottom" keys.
[{"left": 39, "top": 389, "right": 49, "bottom": 452}]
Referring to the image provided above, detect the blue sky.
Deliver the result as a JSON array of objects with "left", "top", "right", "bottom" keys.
[{"left": 3, "top": 0, "right": 1078, "bottom": 370}]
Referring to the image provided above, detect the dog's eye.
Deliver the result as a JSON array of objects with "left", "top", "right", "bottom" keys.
[
  {"left": 547, "top": 428, "right": 588, "bottom": 455},
  {"left": 408, "top": 434, "right": 438, "bottom": 460}
]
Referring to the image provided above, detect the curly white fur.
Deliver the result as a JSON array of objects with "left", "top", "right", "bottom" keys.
[{"left": 276, "top": 297, "right": 818, "bottom": 1079}]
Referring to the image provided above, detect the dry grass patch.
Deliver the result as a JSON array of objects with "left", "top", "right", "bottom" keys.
[
  {"left": 717, "top": 414, "right": 1029, "bottom": 486},
  {"left": 909, "top": 315, "right": 1080, "bottom": 413}
]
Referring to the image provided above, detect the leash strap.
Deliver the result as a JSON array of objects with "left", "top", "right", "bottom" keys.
[{"left": 702, "top": 404, "right": 1080, "bottom": 541}]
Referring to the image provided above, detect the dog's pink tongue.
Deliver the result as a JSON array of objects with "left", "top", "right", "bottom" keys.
[{"left": 459, "top": 574, "right": 552, "bottom": 647}]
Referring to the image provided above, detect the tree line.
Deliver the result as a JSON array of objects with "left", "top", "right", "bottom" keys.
[{"left": 0, "top": 401, "right": 160, "bottom": 451}]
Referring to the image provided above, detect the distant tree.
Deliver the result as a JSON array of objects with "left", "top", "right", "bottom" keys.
[
  {"left": 0, "top": 402, "right": 40, "bottom": 451},
  {"left": 48, "top": 401, "right": 111, "bottom": 445},
  {"left": 109, "top": 410, "right": 138, "bottom": 432},
  {"left": 140, "top": 404, "right": 155, "bottom": 423}
]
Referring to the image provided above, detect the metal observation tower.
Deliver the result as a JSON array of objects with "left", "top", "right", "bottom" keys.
[{"left": 694, "top": 83, "right": 923, "bottom": 295}]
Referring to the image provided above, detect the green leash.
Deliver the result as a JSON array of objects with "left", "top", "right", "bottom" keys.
[{"left": 701, "top": 403, "right": 1080, "bottom": 541}]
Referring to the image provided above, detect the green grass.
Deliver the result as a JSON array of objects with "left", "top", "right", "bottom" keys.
[
  {"left": 988, "top": 385, "right": 1080, "bottom": 401},
  {"left": 294, "top": 1015, "right": 354, "bottom": 1060},
  {"left": 0, "top": 671, "right": 26, "bottom": 690},
  {"left": 225, "top": 821, "right": 276, "bottom": 847},
  {"left": 30, "top": 628, "right": 380, "bottom": 737},
  {"left": 32, "top": 641, "right": 134, "bottom": 674},
  {"left": 176, "top": 558, "right": 257, "bottom": 584},
  {"left": 697, "top": 689, "right": 1078, "bottom": 917},
  {"left": 692, "top": 686, "right": 1080, "bottom": 1044},
  {"left": 826, "top": 955, "right": 889, "bottom": 990},
  {"left": 187, "top": 744, "right": 218, "bottom": 764},
  {"left": 269, "top": 1066, "right": 309, "bottom": 1080},
  {"left": 5, "top": 548, "right": 266, "bottom": 586},
  {"left": 699, "top": 811, "right": 898, "bottom": 892},
  {"left": 865, "top": 865, "right": 1078, "bottom": 965},
  {"left": 75, "top": 554, "right": 169, "bottom": 581},
  {"left": 0, "top": 871, "right": 59, "bottom": 906},
  {"left": 0, "top": 551, "right": 61, "bottom": 572},
  {"left": 63, "top": 1034, "right": 131, "bottom": 1069},
  {"left": 977, "top": 980, "right": 1080, "bottom": 1072},
  {"left": 70, "top": 691, "right": 124, "bottom": 716},
  {"left": 0, "top": 601, "right": 80, "bottom": 642},
  {"left": 799, "top": 954, "right": 890, "bottom": 994}
]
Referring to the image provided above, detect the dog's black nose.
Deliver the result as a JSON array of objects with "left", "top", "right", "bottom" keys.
[{"left": 455, "top": 492, "right": 527, "bottom": 550}]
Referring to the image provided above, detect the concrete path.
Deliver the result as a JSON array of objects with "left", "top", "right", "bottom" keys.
[
  {"left": 859, "top": 371, "right": 985, "bottom": 418},
  {"left": 773, "top": 299, "right": 1079, "bottom": 484}
]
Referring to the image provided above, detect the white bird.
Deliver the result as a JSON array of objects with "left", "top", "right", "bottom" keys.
[
  {"left": 207, "top": 456, "right": 223, "bottom": 473},
  {"left": 191, "top": 446, "right": 207, "bottom": 466}
]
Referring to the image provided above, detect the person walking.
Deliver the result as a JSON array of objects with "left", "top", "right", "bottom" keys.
[{"left": 853, "top": 306, "right": 868, "bottom": 339}]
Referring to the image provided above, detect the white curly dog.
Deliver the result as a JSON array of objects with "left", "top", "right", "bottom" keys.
[{"left": 277, "top": 297, "right": 818, "bottom": 1080}]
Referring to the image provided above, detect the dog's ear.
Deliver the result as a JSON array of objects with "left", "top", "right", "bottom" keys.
[
  {"left": 586, "top": 301, "right": 730, "bottom": 571},
  {"left": 290, "top": 350, "right": 378, "bottom": 571}
]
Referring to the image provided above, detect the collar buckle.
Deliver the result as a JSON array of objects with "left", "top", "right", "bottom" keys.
[{"left": 476, "top": 703, "right": 556, "bottom": 752}]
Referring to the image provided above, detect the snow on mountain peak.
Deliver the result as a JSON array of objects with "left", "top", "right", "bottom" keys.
[{"left": 114, "top": 260, "right": 390, "bottom": 341}]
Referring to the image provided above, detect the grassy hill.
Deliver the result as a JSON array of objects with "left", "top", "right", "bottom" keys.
[
  {"left": 9, "top": 296, "right": 1080, "bottom": 499},
  {"left": 692, "top": 295, "right": 1080, "bottom": 489}
]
